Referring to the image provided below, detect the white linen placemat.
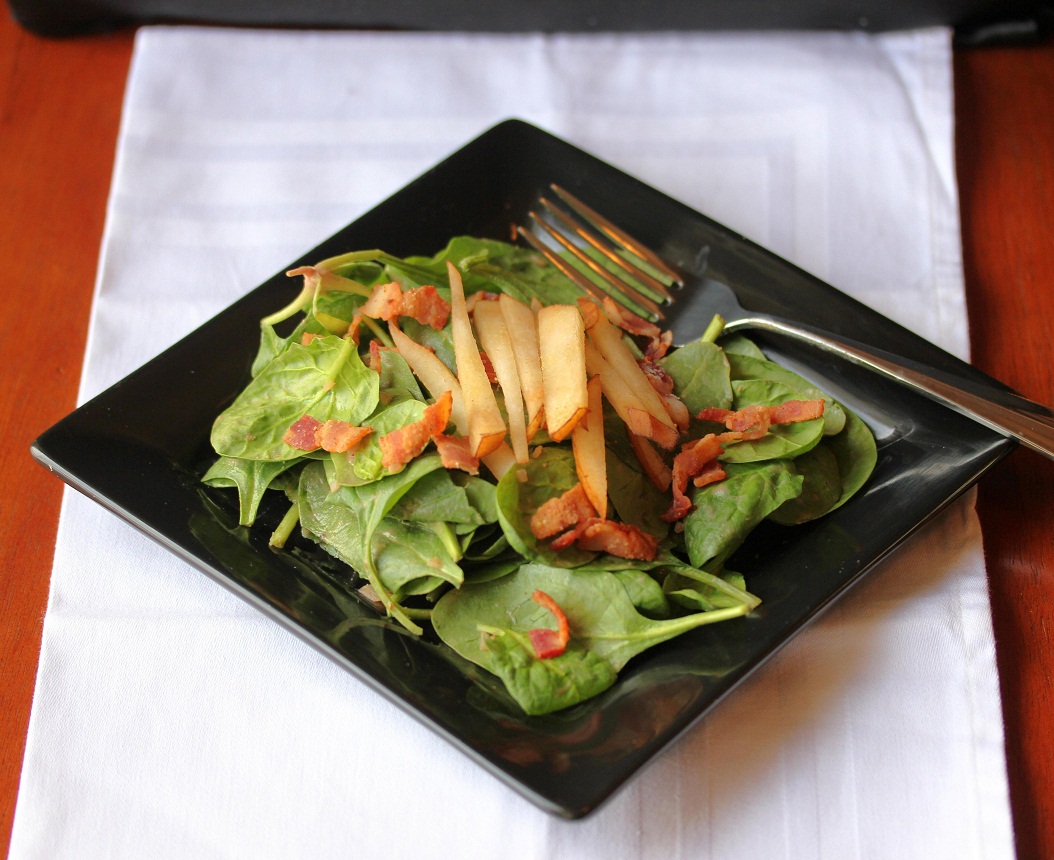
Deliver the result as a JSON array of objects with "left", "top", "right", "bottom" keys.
[{"left": 11, "top": 26, "right": 1013, "bottom": 859}]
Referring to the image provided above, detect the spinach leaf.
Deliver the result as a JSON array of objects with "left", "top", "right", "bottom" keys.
[
  {"left": 202, "top": 455, "right": 300, "bottom": 526},
  {"left": 612, "top": 568, "right": 672, "bottom": 619},
  {"left": 824, "top": 408, "right": 878, "bottom": 510},
  {"left": 377, "top": 346, "right": 425, "bottom": 403},
  {"left": 683, "top": 461, "right": 803, "bottom": 568},
  {"left": 389, "top": 468, "right": 493, "bottom": 530},
  {"left": 399, "top": 318, "right": 457, "bottom": 375},
  {"left": 662, "top": 565, "right": 756, "bottom": 612},
  {"left": 717, "top": 333, "right": 767, "bottom": 359},
  {"left": 767, "top": 443, "right": 842, "bottom": 525},
  {"left": 660, "top": 339, "right": 733, "bottom": 413},
  {"left": 432, "top": 564, "right": 749, "bottom": 715},
  {"left": 212, "top": 334, "right": 379, "bottom": 461},
  {"left": 372, "top": 518, "right": 464, "bottom": 600},
  {"left": 298, "top": 456, "right": 446, "bottom": 633},
  {"left": 468, "top": 630, "right": 618, "bottom": 716}
]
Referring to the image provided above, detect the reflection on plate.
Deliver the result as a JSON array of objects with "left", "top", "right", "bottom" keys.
[{"left": 31, "top": 119, "right": 1012, "bottom": 818}]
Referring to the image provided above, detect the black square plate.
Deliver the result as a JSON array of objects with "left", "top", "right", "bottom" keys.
[{"left": 32, "top": 119, "right": 1013, "bottom": 818}]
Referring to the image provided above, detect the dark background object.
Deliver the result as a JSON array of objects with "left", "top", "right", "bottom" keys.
[{"left": 6, "top": 0, "right": 1053, "bottom": 43}]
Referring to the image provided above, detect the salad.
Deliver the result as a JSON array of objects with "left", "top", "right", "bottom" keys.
[{"left": 204, "top": 236, "right": 877, "bottom": 715}]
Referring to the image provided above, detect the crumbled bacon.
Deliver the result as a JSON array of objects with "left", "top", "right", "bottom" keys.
[
  {"left": 725, "top": 404, "right": 771, "bottom": 440},
  {"left": 359, "top": 281, "right": 451, "bottom": 331},
  {"left": 529, "top": 590, "right": 571, "bottom": 659},
  {"left": 573, "top": 519, "right": 659, "bottom": 561},
  {"left": 479, "top": 351, "right": 498, "bottom": 384},
  {"left": 639, "top": 358, "right": 675, "bottom": 396},
  {"left": 530, "top": 484, "right": 597, "bottom": 540},
  {"left": 368, "top": 339, "right": 384, "bottom": 373},
  {"left": 316, "top": 420, "right": 372, "bottom": 453},
  {"left": 360, "top": 281, "right": 403, "bottom": 322},
  {"left": 378, "top": 391, "right": 453, "bottom": 471},
  {"left": 661, "top": 392, "right": 691, "bottom": 431},
  {"left": 644, "top": 329, "right": 674, "bottom": 361},
  {"left": 601, "top": 295, "right": 662, "bottom": 339},
  {"left": 663, "top": 434, "right": 724, "bottom": 521},
  {"left": 698, "top": 399, "right": 825, "bottom": 440},
  {"left": 433, "top": 434, "right": 479, "bottom": 475},
  {"left": 300, "top": 331, "right": 323, "bottom": 346},
  {"left": 770, "top": 398, "right": 826, "bottom": 423},
  {"left": 639, "top": 358, "right": 690, "bottom": 430},
  {"left": 466, "top": 290, "right": 500, "bottom": 313},
  {"left": 283, "top": 415, "right": 323, "bottom": 451},
  {"left": 401, "top": 284, "right": 450, "bottom": 329},
  {"left": 691, "top": 457, "right": 727, "bottom": 489},
  {"left": 345, "top": 313, "right": 363, "bottom": 345}
]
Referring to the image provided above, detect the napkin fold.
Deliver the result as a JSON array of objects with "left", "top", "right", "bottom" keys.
[{"left": 11, "top": 26, "right": 1013, "bottom": 859}]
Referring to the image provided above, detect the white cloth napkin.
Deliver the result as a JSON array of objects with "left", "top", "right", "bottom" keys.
[{"left": 11, "top": 26, "right": 1013, "bottom": 859}]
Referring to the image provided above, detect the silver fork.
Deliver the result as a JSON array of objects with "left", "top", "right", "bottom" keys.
[{"left": 516, "top": 184, "right": 1054, "bottom": 461}]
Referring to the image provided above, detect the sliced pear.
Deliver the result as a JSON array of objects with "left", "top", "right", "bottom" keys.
[
  {"left": 499, "top": 293, "right": 546, "bottom": 439},
  {"left": 537, "top": 303, "right": 588, "bottom": 442},
  {"left": 474, "top": 300, "right": 529, "bottom": 464},
  {"left": 572, "top": 374, "right": 608, "bottom": 518},
  {"left": 390, "top": 322, "right": 468, "bottom": 431},
  {"left": 584, "top": 306, "right": 678, "bottom": 440},
  {"left": 447, "top": 262, "right": 506, "bottom": 457}
]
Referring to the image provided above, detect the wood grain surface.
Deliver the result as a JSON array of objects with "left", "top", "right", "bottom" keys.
[{"left": 1, "top": 12, "right": 1051, "bottom": 856}]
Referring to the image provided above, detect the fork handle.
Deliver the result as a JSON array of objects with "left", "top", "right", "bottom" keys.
[{"left": 727, "top": 316, "right": 1054, "bottom": 461}]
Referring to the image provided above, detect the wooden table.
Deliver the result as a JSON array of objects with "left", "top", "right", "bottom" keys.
[{"left": 2, "top": 12, "right": 1052, "bottom": 856}]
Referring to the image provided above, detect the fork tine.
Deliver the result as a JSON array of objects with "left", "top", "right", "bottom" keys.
[
  {"left": 522, "top": 211, "right": 665, "bottom": 319},
  {"left": 550, "top": 185, "right": 684, "bottom": 287},
  {"left": 536, "top": 196, "right": 673, "bottom": 303},
  {"left": 515, "top": 223, "right": 611, "bottom": 307}
]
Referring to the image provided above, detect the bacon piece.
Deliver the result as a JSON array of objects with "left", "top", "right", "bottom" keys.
[
  {"left": 479, "top": 351, "right": 498, "bottom": 384},
  {"left": 316, "top": 420, "right": 372, "bottom": 453},
  {"left": 601, "top": 296, "right": 662, "bottom": 339},
  {"left": 378, "top": 391, "right": 453, "bottom": 471},
  {"left": 466, "top": 290, "right": 500, "bottom": 313},
  {"left": 574, "top": 519, "right": 659, "bottom": 561},
  {"left": 699, "top": 399, "right": 825, "bottom": 431},
  {"left": 433, "top": 434, "right": 480, "bottom": 475},
  {"left": 663, "top": 433, "right": 724, "bottom": 521},
  {"left": 368, "top": 339, "right": 384, "bottom": 373},
  {"left": 770, "top": 398, "right": 825, "bottom": 424},
  {"left": 697, "top": 406, "right": 733, "bottom": 424},
  {"left": 726, "top": 404, "right": 771, "bottom": 440},
  {"left": 638, "top": 358, "right": 675, "bottom": 396},
  {"left": 300, "top": 331, "right": 323, "bottom": 346},
  {"left": 283, "top": 415, "right": 323, "bottom": 451},
  {"left": 644, "top": 329, "right": 673, "bottom": 361},
  {"left": 401, "top": 285, "right": 450, "bottom": 330},
  {"left": 660, "top": 392, "right": 691, "bottom": 431},
  {"left": 530, "top": 484, "right": 597, "bottom": 540},
  {"left": 360, "top": 281, "right": 403, "bottom": 322},
  {"left": 529, "top": 590, "right": 571, "bottom": 659},
  {"left": 359, "top": 280, "right": 451, "bottom": 330},
  {"left": 638, "top": 358, "right": 689, "bottom": 430},
  {"left": 691, "top": 457, "right": 727, "bottom": 489},
  {"left": 345, "top": 313, "right": 363, "bottom": 346}
]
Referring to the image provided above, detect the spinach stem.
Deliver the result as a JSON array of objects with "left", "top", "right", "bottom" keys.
[
  {"left": 325, "top": 336, "right": 356, "bottom": 384},
  {"left": 261, "top": 281, "right": 315, "bottom": 328},
  {"left": 269, "top": 502, "right": 300, "bottom": 549},
  {"left": 700, "top": 314, "right": 726, "bottom": 344},
  {"left": 361, "top": 315, "right": 393, "bottom": 348},
  {"left": 429, "top": 521, "right": 464, "bottom": 562}
]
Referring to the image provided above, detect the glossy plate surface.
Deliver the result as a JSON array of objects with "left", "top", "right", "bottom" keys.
[{"left": 32, "top": 119, "right": 1013, "bottom": 818}]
